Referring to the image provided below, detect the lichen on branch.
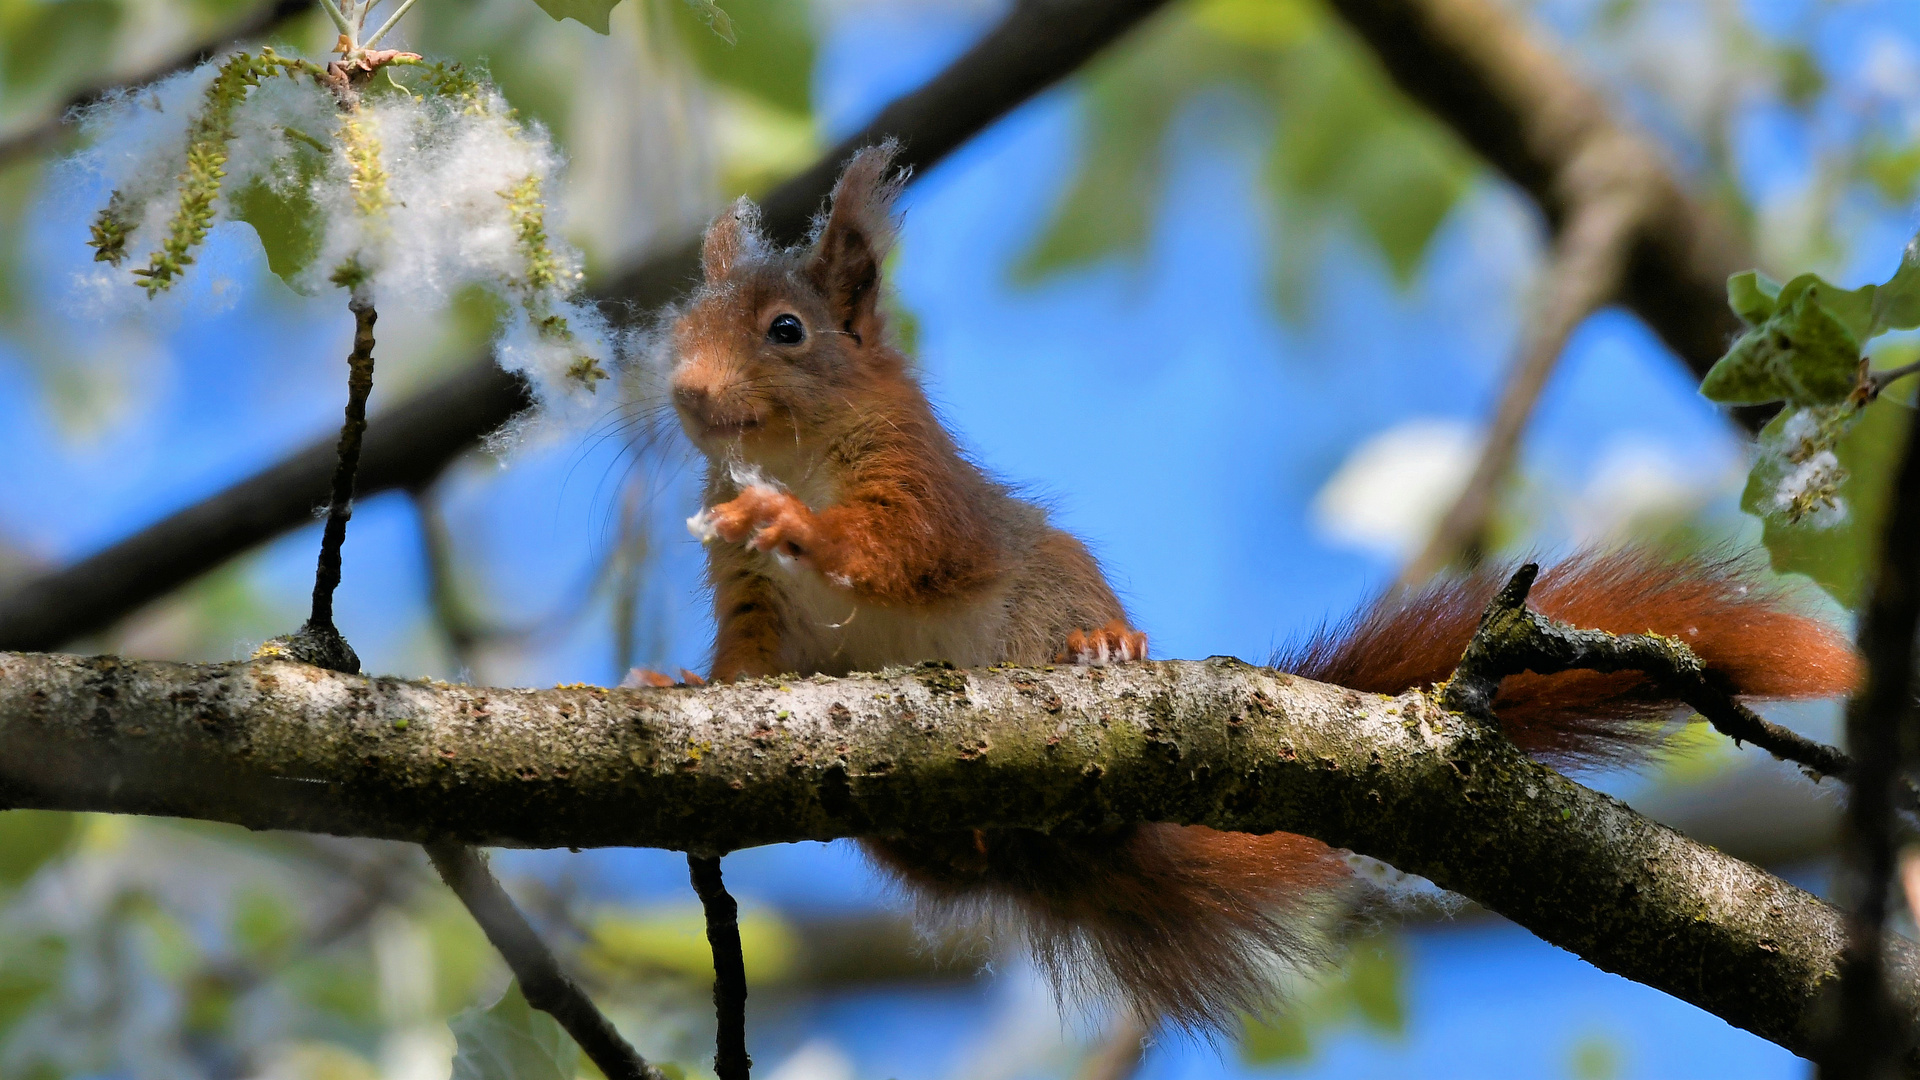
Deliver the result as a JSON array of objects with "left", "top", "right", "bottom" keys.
[{"left": 0, "top": 650, "right": 1913, "bottom": 1063}]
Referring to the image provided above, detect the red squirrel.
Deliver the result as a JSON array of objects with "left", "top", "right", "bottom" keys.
[{"left": 660, "top": 143, "right": 1861, "bottom": 1030}]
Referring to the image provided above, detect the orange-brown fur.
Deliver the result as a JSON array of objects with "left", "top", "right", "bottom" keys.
[
  {"left": 668, "top": 144, "right": 1860, "bottom": 1031},
  {"left": 1276, "top": 550, "right": 1861, "bottom": 766}
]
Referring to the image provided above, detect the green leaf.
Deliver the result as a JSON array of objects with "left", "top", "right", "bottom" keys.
[
  {"left": 1744, "top": 398, "right": 1911, "bottom": 608},
  {"left": 527, "top": 0, "right": 624, "bottom": 34},
  {"left": 1344, "top": 934, "right": 1406, "bottom": 1035},
  {"left": 1700, "top": 275, "right": 1864, "bottom": 406},
  {"left": 0, "top": 811, "right": 77, "bottom": 889},
  {"left": 671, "top": 0, "right": 809, "bottom": 115},
  {"left": 230, "top": 178, "right": 321, "bottom": 287},
  {"left": 1240, "top": 1010, "right": 1313, "bottom": 1063},
  {"left": 228, "top": 132, "right": 328, "bottom": 288},
  {"left": 1726, "top": 270, "right": 1781, "bottom": 325},
  {"left": 1872, "top": 241, "right": 1920, "bottom": 334},
  {"left": 681, "top": 0, "right": 736, "bottom": 44},
  {"left": 449, "top": 981, "right": 579, "bottom": 1080}
]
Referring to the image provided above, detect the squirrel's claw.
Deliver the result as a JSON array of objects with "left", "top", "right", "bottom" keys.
[
  {"left": 1058, "top": 620, "right": 1148, "bottom": 666},
  {"left": 621, "top": 667, "right": 708, "bottom": 688}
]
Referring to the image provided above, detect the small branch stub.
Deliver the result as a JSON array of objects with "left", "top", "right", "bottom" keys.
[{"left": 1438, "top": 564, "right": 1867, "bottom": 792}]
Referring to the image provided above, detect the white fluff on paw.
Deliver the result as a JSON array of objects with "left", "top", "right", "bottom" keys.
[
  {"left": 727, "top": 460, "right": 784, "bottom": 493},
  {"left": 689, "top": 460, "right": 788, "bottom": 544},
  {"left": 687, "top": 508, "right": 720, "bottom": 542}
]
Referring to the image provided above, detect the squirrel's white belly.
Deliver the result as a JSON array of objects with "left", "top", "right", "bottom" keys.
[{"left": 764, "top": 563, "right": 1010, "bottom": 676}]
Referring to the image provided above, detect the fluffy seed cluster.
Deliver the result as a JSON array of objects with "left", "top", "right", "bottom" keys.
[
  {"left": 69, "top": 52, "right": 616, "bottom": 409},
  {"left": 1762, "top": 406, "right": 1851, "bottom": 526}
]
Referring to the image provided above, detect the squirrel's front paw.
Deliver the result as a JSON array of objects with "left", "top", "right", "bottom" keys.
[
  {"left": 1057, "top": 620, "right": 1147, "bottom": 665},
  {"left": 690, "top": 485, "right": 819, "bottom": 564}
]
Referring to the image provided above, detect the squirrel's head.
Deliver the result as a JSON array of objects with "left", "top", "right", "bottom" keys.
[{"left": 670, "top": 143, "right": 909, "bottom": 456}]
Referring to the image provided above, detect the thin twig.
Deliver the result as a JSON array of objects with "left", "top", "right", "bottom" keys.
[
  {"left": 311, "top": 288, "right": 376, "bottom": 633},
  {"left": 1822, "top": 370, "right": 1920, "bottom": 1076},
  {"left": 363, "top": 0, "right": 423, "bottom": 49},
  {"left": 425, "top": 842, "right": 666, "bottom": 1080},
  {"left": 1868, "top": 359, "right": 1920, "bottom": 401},
  {"left": 688, "top": 854, "right": 751, "bottom": 1080},
  {"left": 411, "top": 488, "right": 499, "bottom": 677},
  {"left": 1400, "top": 146, "right": 1656, "bottom": 585},
  {"left": 1438, "top": 564, "right": 1910, "bottom": 811},
  {"left": 255, "top": 290, "right": 374, "bottom": 673}
]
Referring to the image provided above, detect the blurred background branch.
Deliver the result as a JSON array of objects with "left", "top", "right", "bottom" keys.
[
  {"left": 1400, "top": 134, "right": 1659, "bottom": 584},
  {"left": 0, "top": 0, "right": 316, "bottom": 171}
]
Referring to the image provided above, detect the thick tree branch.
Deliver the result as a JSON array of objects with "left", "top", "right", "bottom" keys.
[
  {"left": 1325, "top": 0, "right": 1769, "bottom": 431},
  {"left": 0, "top": 650, "right": 1912, "bottom": 1063},
  {"left": 1827, "top": 357, "right": 1920, "bottom": 1074},
  {"left": 0, "top": 0, "right": 1174, "bottom": 654}
]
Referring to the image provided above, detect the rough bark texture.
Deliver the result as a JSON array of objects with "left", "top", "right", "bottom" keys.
[{"left": 0, "top": 650, "right": 1911, "bottom": 1061}]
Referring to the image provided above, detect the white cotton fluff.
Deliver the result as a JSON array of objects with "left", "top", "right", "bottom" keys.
[
  {"left": 686, "top": 461, "right": 787, "bottom": 544},
  {"left": 1773, "top": 448, "right": 1847, "bottom": 523},
  {"left": 56, "top": 64, "right": 220, "bottom": 318},
  {"left": 62, "top": 54, "right": 618, "bottom": 414}
]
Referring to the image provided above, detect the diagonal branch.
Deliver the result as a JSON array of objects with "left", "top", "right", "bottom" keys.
[
  {"left": 1398, "top": 136, "right": 1659, "bottom": 585},
  {"left": 0, "top": 0, "right": 1177, "bottom": 654},
  {"left": 0, "top": 649, "right": 1914, "bottom": 1066},
  {"left": 1325, "top": 0, "right": 1765, "bottom": 430},
  {"left": 426, "top": 841, "right": 666, "bottom": 1080}
]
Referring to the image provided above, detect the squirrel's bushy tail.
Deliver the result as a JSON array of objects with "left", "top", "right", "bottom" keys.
[
  {"left": 864, "top": 826, "right": 1346, "bottom": 1030},
  {"left": 1276, "top": 547, "right": 1860, "bottom": 765},
  {"left": 871, "top": 548, "right": 1858, "bottom": 1033}
]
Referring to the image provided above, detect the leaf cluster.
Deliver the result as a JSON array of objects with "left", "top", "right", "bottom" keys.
[{"left": 1705, "top": 246, "right": 1920, "bottom": 606}]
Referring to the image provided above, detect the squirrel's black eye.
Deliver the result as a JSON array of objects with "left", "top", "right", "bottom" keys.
[{"left": 767, "top": 313, "right": 805, "bottom": 346}]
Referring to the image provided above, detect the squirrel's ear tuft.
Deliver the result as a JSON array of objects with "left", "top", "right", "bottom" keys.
[
  {"left": 702, "top": 196, "right": 763, "bottom": 282},
  {"left": 807, "top": 141, "right": 909, "bottom": 343}
]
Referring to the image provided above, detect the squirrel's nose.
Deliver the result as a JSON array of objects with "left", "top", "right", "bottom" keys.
[{"left": 672, "top": 382, "right": 711, "bottom": 417}]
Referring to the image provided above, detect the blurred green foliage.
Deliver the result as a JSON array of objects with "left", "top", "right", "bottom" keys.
[
  {"left": 667, "top": 0, "right": 811, "bottom": 116},
  {"left": 0, "top": 813, "right": 78, "bottom": 890},
  {"left": 1567, "top": 1032, "right": 1624, "bottom": 1080},
  {"left": 1239, "top": 930, "right": 1405, "bottom": 1064},
  {"left": 449, "top": 982, "right": 579, "bottom": 1080},
  {"left": 1018, "top": 0, "right": 1473, "bottom": 310},
  {"left": 228, "top": 139, "right": 328, "bottom": 287}
]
